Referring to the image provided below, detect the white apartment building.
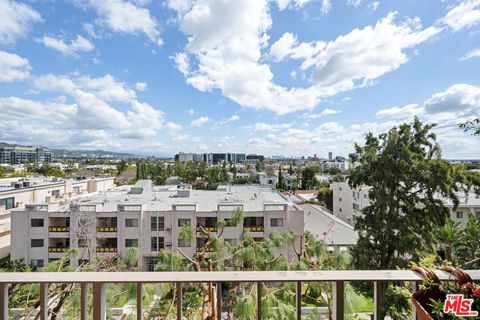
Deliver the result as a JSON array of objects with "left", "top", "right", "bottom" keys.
[
  {"left": 11, "top": 181, "right": 304, "bottom": 271},
  {"left": 332, "top": 181, "right": 480, "bottom": 227},
  {"left": 0, "top": 176, "right": 115, "bottom": 258}
]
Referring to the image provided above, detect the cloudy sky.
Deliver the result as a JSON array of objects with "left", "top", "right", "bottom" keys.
[{"left": 0, "top": 0, "right": 479, "bottom": 158}]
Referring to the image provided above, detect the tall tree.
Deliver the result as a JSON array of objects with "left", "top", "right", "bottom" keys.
[{"left": 348, "top": 117, "right": 474, "bottom": 316}]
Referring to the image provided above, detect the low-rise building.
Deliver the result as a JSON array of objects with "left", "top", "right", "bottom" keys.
[
  {"left": 332, "top": 181, "right": 480, "bottom": 227},
  {"left": 0, "top": 176, "right": 115, "bottom": 258},
  {"left": 11, "top": 181, "right": 304, "bottom": 271}
]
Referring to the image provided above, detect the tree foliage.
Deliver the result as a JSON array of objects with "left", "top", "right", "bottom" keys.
[{"left": 348, "top": 117, "right": 476, "bottom": 316}]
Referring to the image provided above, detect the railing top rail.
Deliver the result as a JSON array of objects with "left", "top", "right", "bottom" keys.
[{"left": 1, "top": 270, "right": 480, "bottom": 283}]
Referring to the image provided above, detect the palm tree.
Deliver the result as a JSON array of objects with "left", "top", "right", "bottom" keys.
[{"left": 436, "top": 219, "right": 462, "bottom": 262}]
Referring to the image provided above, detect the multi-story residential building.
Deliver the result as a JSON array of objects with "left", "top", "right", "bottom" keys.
[
  {"left": 11, "top": 181, "right": 304, "bottom": 271},
  {"left": 0, "top": 176, "right": 115, "bottom": 259},
  {"left": 332, "top": 181, "right": 480, "bottom": 227},
  {"left": 0, "top": 145, "right": 52, "bottom": 164},
  {"left": 245, "top": 154, "right": 265, "bottom": 164}
]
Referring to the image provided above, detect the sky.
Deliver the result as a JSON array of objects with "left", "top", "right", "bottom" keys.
[{"left": 0, "top": 0, "right": 479, "bottom": 158}]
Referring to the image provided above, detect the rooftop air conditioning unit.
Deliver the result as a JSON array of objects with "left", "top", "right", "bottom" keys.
[{"left": 165, "top": 227, "right": 172, "bottom": 231}]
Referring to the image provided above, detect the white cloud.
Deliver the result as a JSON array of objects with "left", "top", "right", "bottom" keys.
[
  {"left": 188, "top": 108, "right": 195, "bottom": 115},
  {"left": 251, "top": 122, "right": 292, "bottom": 131},
  {"left": 368, "top": 1, "right": 380, "bottom": 11},
  {"left": 347, "top": 0, "right": 362, "bottom": 7},
  {"left": 172, "top": 1, "right": 441, "bottom": 115},
  {"left": 275, "top": 0, "right": 314, "bottom": 10},
  {"left": 135, "top": 82, "right": 148, "bottom": 91},
  {"left": 440, "top": 0, "right": 480, "bottom": 32},
  {"left": 173, "top": 52, "right": 190, "bottom": 75},
  {"left": 0, "top": 0, "right": 42, "bottom": 45},
  {"left": 321, "top": 0, "right": 332, "bottom": 14},
  {"left": 376, "top": 103, "right": 424, "bottom": 119},
  {"left": 38, "top": 35, "right": 94, "bottom": 55},
  {"left": 461, "top": 48, "right": 480, "bottom": 60},
  {"left": 166, "top": 122, "right": 183, "bottom": 131},
  {"left": 224, "top": 115, "right": 240, "bottom": 123},
  {"left": 82, "top": 0, "right": 162, "bottom": 46},
  {"left": 303, "top": 108, "right": 341, "bottom": 119},
  {"left": 35, "top": 74, "right": 136, "bottom": 103},
  {"left": 425, "top": 83, "right": 480, "bottom": 114},
  {"left": 191, "top": 116, "right": 211, "bottom": 127},
  {"left": 0, "top": 51, "right": 31, "bottom": 82}
]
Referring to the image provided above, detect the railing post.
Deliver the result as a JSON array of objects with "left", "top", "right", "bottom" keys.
[
  {"left": 333, "top": 281, "right": 344, "bottom": 320},
  {"left": 217, "top": 282, "right": 222, "bottom": 320},
  {"left": 256, "top": 281, "right": 262, "bottom": 320},
  {"left": 40, "top": 282, "right": 49, "bottom": 320},
  {"left": 0, "top": 283, "right": 8, "bottom": 320},
  {"left": 373, "top": 281, "right": 383, "bottom": 320},
  {"left": 137, "top": 282, "right": 143, "bottom": 320},
  {"left": 93, "top": 283, "right": 106, "bottom": 320},
  {"left": 411, "top": 281, "right": 417, "bottom": 320},
  {"left": 296, "top": 281, "right": 302, "bottom": 320},
  {"left": 80, "top": 283, "right": 88, "bottom": 320},
  {"left": 176, "top": 282, "right": 182, "bottom": 320}
]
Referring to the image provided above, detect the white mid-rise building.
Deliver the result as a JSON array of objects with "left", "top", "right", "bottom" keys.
[
  {"left": 11, "top": 181, "right": 304, "bottom": 271},
  {"left": 0, "top": 176, "right": 115, "bottom": 258},
  {"left": 332, "top": 181, "right": 480, "bottom": 227}
]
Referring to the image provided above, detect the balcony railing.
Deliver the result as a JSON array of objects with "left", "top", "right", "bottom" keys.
[
  {"left": 96, "top": 227, "right": 117, "bottom": 232},
  {"left": 196, "top": 226, "right": 217, "bottom": 232},
  {"left": 49, "top": 227, "right": 70, "bottom": 232},
  {"left": 196, "top": 247, "right": 214, "bottom": 253},
  {"left": 1, "top": 270, "right": 480, "bottom": 320},
  {"left": 96, "top": 247, "right": 117, "bottom": 253},
  {"left": 48, "top": 247, "right": 68, "bottom": 253},
  {"left": 244, "top": 226, "right": 264, "bottom": 232}
]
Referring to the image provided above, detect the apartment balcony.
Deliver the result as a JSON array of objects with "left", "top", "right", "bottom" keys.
[
  {"left": 48, "top": 247, "right": 68, "bottom": 253},
  {"left": 196, "top": 226, "right": 217, "bottom": 233},
  {"left": 1, "top": 270, "right": 479, "bottom": 320},
  {"left": 96, "top": 247, "right": 118, "bottom": 253},
  {"left": 96, "top": 227, "right": 117, "bottom": 232},
  {"left": 48, "top": 227, "right": 70, "bottom": 232},
  {"left": 244, "top": 226, "right": 265, "bottom": 232}
]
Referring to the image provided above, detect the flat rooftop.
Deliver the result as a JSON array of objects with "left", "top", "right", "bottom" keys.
[{"left": 47, "top": 182, "right": 301, "bottom": 213}]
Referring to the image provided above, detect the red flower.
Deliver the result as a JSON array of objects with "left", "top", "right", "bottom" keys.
[{"left": 473, "top": 287, "right": 480, "bottom": 299}]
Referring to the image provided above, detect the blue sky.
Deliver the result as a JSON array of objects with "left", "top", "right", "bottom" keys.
[{"left": 0, "top": 0, "right": 479, "bottom": 158}]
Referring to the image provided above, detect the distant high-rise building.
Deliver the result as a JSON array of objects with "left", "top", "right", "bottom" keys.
[
  {"left": 174, "top": 152, "right": 248, "bottom": 164},
  {"left": 328, "top": 152, "right": 333, "bottom": 160},
  {"left": 0, "top": 144, "right": 52, "bottom": 164}
]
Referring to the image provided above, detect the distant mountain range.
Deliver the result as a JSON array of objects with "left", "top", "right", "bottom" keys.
[
  {"left": 0, "top": 142, "right": 143, "bottom": 159},
  {"left": 51, "top": 148, "right": 140, "bottom": 158}
]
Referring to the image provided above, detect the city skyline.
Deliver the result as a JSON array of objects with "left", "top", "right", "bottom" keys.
[{"left": 0, "top": 0, "right": 480, "bottom": 158}]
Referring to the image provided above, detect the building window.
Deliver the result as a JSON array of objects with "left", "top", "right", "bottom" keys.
[
  {"left": 78, "top": 259, "right": 89, "bottom": 266},
  {"left": 51, "top": 190, "right": 61, "bottom": 198},
  {"left": 125, "top": 239, "right": 138, "bottom": 247},
  {"left": 270, "top": 218, "right": 284, "bottom": 227},
  {"left": 364, "top": 194, "right": 367, "bottom": 199},
  {"left": 125, "top": 218, "right": 138, "bottom": 227},
  {"left": 151, "top": 237, "right": 164, "bottom": 251},
  {"left": 0, "top": 197, "right": 15, "bottom": 210},
  {"left": 178, "top": 218, "right": 191, "bottom": 227},
  {"left": 73, "top": 186, "right": 81, "bottom": 194},
  {"left": 339, "top": 198, "right": 342, "bottom": 202},
  {"left": 476, "top": 211, "right": 480, "bottom": 219},
  {"left": 353, "top": 203, "right": 360, "bottom": 211},
  {"left": 178, "top": 239, "right": 191, "bottom": 247},
  {"left": 78, "top": 238, "right": 88, "bottom": 248},
  {"left": 151, "top": 216, "right": 165, "bottom": 231},
  {"left": 31, "top": 219, "right": 44, "bottom": 227},
  {"left": 456, "top": 211, "right": 464, "bottom": 219},
  {"left": 31, "top": 239, "right": 44, "bottom": 247},
  {"left": 31, "top": 259, "right": 44, "bottom": 269}
]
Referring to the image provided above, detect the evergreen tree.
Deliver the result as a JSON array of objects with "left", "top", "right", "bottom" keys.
[{"left": 348, "top": 117, "right": 475, "bottom": 316}]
